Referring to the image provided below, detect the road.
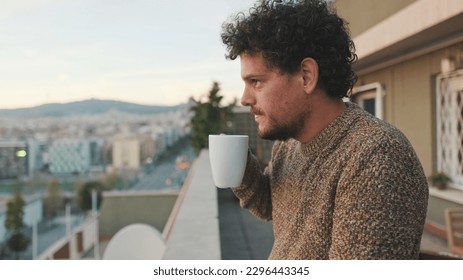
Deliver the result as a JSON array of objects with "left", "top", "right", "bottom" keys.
[{"left": 132, "top": 138, "right": 196, "bottom": 190}]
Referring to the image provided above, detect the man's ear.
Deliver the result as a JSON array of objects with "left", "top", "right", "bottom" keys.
[{"left": 300, "top": 58, "right": 318, "bottom": 95}]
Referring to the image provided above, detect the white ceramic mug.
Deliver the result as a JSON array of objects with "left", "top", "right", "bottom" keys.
[{"left": 208, "top": 134, "right": 249, "bottom": 188}]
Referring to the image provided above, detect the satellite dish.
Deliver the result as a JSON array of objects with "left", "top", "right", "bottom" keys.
[{"left": 102, "top": 223, "right": 165, "bottom": 260}]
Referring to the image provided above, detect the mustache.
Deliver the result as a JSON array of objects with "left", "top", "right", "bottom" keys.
[{"left": 251, "top": 107, "right": 264, "bottom": 116}]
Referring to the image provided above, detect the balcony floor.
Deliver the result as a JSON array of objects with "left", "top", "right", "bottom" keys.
[{"left": 217, "top": 188, "right": 274, "bottom": 260}]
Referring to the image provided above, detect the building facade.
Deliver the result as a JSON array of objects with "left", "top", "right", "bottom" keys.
[
  {"left": 48, "top": 138, "right": 105, "bottom": 175},
  {"left": 335, "top": 0, "right": 463, "bottom": 230},
  {"left": 0, "top": 141, "right": 28, "bottom": 180},
  {"left": 112, "top": 138, "right": 140, "bottom": 171}
]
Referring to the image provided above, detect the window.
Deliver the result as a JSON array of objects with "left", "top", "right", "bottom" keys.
[
  {"left": 350, "top": 82, "right": 385, "bottom": 119},
  {"left": 436, "top": 69, "right": 463, "bottom": 190}
]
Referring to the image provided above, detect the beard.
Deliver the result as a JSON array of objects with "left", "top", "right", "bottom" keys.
[{"left": 257, "top": 113, "right": 306, "bottom": 141}]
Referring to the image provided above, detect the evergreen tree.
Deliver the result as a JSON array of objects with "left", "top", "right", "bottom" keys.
[
  {"left": 4, "top": 192, "right": 30, "bottom": 259},
  {"left": 190, "top": 81, "right": 236, "bottom": 153}
]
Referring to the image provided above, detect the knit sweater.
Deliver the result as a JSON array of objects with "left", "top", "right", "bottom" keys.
[{"left": 233, "top": 102, "right": 429, "bottom": 260}]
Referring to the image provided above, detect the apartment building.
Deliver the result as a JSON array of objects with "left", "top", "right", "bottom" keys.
[
  {"left": 48, "top": 138, "right": 105, "bottom": 175},
  {"left": 0, "top": 140, "right": 28, "bottom": 180},
  {"left": 335, "top": 0, "right": 463, "bottom": 230}
]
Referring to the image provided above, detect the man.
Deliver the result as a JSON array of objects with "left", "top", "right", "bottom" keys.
[{"left": 221, "top": 0, "right": 429, "bottom": 259}]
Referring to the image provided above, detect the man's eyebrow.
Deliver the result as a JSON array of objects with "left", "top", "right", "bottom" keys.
[{"left": 242, "top": 74, "right": 265, "bottom": 80}]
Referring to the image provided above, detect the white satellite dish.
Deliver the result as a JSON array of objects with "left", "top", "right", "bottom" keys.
[{"left": 102, "top": 223, "right": 165, "bottom": 260}]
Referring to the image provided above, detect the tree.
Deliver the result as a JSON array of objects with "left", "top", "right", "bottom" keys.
[
  {"left": 190, "top": 81, "right": 236, "bottom": 153},
  {"left": 101, "top": 172, "right": 121, "bottom": 191},
  {"left": 43, "top": 179, "right": 63, "bottom": 220},
  {"left": 78, "top": 181, "right": 104, "bottom": 212},
  {"left": 4, "top": 193, "right": 30, "bottom": 259},
  {"left": 72, "top": 177, "right": 86, "bottom": 210}
]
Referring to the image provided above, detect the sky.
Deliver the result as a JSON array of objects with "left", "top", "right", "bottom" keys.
[{"left": 0, "top": 0, "right": 257, "bottom": 109}]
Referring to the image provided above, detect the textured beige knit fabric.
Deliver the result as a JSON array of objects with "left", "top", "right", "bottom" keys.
[{"left": 233, "top": 102, "right": 429, "bottom": 259}]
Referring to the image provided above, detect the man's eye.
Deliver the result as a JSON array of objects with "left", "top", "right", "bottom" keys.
[{"left": 251, "top": 79, "right": 259, "bottom": 85}]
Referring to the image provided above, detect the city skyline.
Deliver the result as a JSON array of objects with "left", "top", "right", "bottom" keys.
[{"left": 0, "top": 0, "right": 255, "bottom": 109}]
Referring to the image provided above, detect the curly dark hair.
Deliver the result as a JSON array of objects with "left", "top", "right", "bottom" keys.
[{"left": 221, "top": 0, "right": 357, "bottom": 99}]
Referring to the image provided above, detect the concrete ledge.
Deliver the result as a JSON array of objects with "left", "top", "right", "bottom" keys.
[
  {"left": 427, "top": 187, "right": 463, "bottom": 228},
  {"left": 99, "top": 189, "right": 178, "bottom": 238},
  {"left": 355, "top": 0, "right": 463, "bottom": 59},
  {"left": 162, "top": 149, "right": 221, "bottom": 259},
  {"left": 429, "top": 186, "right": 463, "bottom": 205}
]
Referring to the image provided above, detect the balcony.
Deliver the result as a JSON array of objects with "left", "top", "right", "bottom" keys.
[{"left": 33, "top": 150, "right": 461, "bottom": 260}]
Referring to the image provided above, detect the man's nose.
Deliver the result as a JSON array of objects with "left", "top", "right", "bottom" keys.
[{"left": 240, "top": 86, "right": 255, "bottom": 107}]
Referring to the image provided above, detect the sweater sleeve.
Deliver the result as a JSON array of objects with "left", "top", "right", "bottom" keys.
[
  {"left": 329, "top": 134, "right": 429, "bottom": 259},
  {"left": 232, "top": 143, "right": 281, "bottom": 221}
]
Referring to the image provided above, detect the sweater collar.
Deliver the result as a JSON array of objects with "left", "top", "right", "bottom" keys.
[{"left": 298, "top": 102, "right": 361, "bottom": 157}]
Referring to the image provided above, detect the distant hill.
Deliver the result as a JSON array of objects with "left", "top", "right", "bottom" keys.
[{"left": 0, "top": 99, "right": 183, "bottom": 118}]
